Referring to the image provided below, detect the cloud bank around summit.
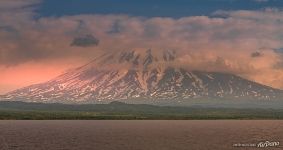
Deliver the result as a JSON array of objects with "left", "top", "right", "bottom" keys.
[{"left": 1, "top": 0, "right": 283, "bottom": 93}]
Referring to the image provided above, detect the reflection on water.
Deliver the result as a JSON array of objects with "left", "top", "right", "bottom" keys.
[{"left": 0, "top": 121, "right": 282, "bottom": 150}]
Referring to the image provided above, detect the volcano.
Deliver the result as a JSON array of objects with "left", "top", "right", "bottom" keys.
[{"left": 1, "top": 49, "right": 282, "bottom": 104}]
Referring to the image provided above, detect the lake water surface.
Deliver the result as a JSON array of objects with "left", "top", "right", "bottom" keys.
[{"left": 0, "top": 121, "right": 282, "bottom": 150}]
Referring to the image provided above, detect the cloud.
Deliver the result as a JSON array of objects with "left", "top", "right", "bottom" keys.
[
  {"left": 2, "top": 3, "right": 283, "bottom": 91},
  {"left": 251, "top": 51, "right": 263, "bottom": 58},
  {"left": 0, "top": 0, "right": 41, "bottom": 10},
  {"left": 71, "top": 34, "right": 99, "bottom": 47}
]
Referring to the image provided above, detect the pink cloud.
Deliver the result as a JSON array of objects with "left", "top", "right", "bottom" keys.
[{"left": 1, "top": 6, "right": 283, "bottom": 93}]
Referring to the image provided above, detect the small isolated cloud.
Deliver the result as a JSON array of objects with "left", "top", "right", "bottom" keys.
[
  {"left": 251, "top": 51, "right": 263, "bottom": 58},
  {"left": 0, "top": 0, "right": 41, "bottom": 10},
  {"left": 71, "top": 34, "right": 99, "bottom": 47}
]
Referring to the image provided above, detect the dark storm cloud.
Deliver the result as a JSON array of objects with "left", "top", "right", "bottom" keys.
[
  {"left": 70, "top": 34, "right": 99, "bottom": 47},
  {"left": 251, "top": 51, "right": 263, "bottom": 58},
  {"left": 0, "top": 26, "right": 17, "bottom": 33}
]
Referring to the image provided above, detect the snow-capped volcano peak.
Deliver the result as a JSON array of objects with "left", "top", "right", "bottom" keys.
[
  {"left": 1, "top": 49, "right": 282, "bottom": 104},
  {"left": 89, "top": 49, "right": 176, "bottom": 70}
]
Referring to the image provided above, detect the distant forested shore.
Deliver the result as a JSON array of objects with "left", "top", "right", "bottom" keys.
[{"left": 0, "top": 101, "right": 283, "bottom": 120}]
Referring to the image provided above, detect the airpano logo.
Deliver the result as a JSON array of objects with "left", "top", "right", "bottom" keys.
[
  {"left": 233, "top": 140, "right": 280, "bottom": 148},
  {"left": 257, "top": 141, "right": 280, "bottom": 148}
]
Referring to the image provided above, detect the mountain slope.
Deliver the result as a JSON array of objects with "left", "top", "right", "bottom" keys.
[{"left": 1, "top": 49, "right": 282, "bottom": 104}]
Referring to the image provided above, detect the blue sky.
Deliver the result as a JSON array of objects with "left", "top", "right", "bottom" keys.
[{"left": 38, "top": 0, "right": 283, "bottom": 18}]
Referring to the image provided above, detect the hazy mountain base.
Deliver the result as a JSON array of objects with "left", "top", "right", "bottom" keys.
[
  {"left": 4, "top": 97, "right": 283, "bottom": 108},
  {"left": 0, "top": 101, "right": 283, "bottom": 120},
  {"left": 117, "top": 98, "right": 283, "bottom": 109}
]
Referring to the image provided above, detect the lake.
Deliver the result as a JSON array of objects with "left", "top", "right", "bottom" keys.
[{"left": 0, "top": 121, "right": 282, "bottom": 150}]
